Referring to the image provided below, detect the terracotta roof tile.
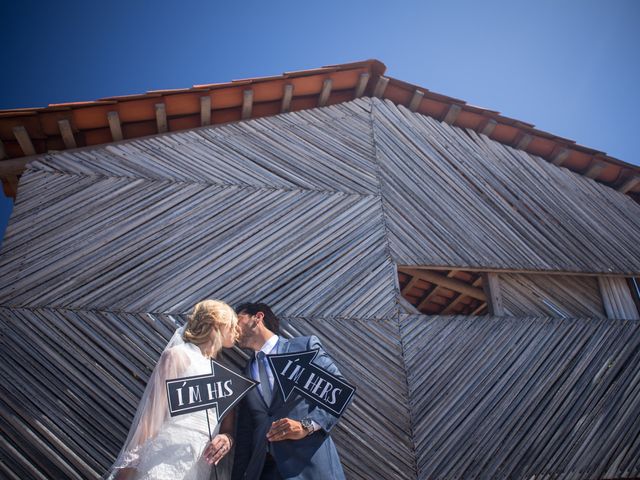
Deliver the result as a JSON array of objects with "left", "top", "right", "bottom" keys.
[{"left": 0, "top": 58, "right": 638, "bottom": 202}]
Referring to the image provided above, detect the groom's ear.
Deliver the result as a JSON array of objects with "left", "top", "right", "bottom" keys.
[{"left": 255, "top": 311, "right": 265, "bottom": 325}]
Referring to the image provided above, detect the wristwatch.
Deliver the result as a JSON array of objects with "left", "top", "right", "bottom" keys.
[{"left": 300, "top": 418, "right": 315, "bottom": 435}]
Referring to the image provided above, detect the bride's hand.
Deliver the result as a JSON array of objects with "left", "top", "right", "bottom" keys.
[{"left": 204, "top": 433, "right": 233, "bottom": 465}]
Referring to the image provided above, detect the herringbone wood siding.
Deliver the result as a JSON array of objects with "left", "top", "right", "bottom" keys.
[{"left": 1, "top": 97, "right": 639, "bottom": 479}]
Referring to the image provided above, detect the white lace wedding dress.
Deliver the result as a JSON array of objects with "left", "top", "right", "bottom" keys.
[{"left": 106, "top": 334, "right": 219, "bottom": 480}]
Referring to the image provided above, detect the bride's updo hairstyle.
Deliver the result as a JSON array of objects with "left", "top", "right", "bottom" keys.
[{"left": 183, "top": 300, "right": 237, "bottom": 354}]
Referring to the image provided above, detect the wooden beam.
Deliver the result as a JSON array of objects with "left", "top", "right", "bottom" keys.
[
  {"left": 416, "top": 270, "right": 458, "bottom": 311},
  {"left": 107, "top": 111, "right": 123, "bottom": 141},
  {"left": 373, "top": 76, "right": 389, "bottom": 98},
  {"left": 318, "top": 79, "right": 332, "bottom": 107},
  {"left": 618, "top": 175, "right": 640, "bottom": 194},
  {"left": 408, "top": 90, "right": 424, "bottom": 112},
  {"left": 584, "top": 160, "right": 606, "bottom": 179},
  {"left": 0, "top": 140, "right": 6, "bottom": 160},
  {"left": 417, "top": 285, "right": 441, "bottom": 311},
  {"left": 200, "top": 96, "right": 211, "bottom": 126},
  {"left": 354, "top": 73, "right": 369, "bottom": 98},
  {"left": 0, "top": 157, "right": 29, "bottom": 176},
  {"left": 483, "top": 273, "right": 505, "bottom": 316},
  {"left": 242, "top": 89, "right": 253, "bottom": 120},
  {"left": 515, "top": 133, "right": 533, "bottom": 151},
  {"left": 155, "top": 103, "right": 168, "bottom": 133},
  {"left": 400, "top": 268, "right": 487, "bottom": 301},
  {"left": 398, "top": 264, "right": 634, "bottom": 278},
  {"left": 442, "top": 104, "right": 462, "bottom": 125},
  {"left": 57, "top": 119, "right": 77, "bottom": 149},
  {"left": 551, "top": 147, "right": 570, "bottom": 166},
  {"left": 401, "top": 275, "right": 421, "bottom": 296},
  {"left": 441, "top": 277, "right": 483, "bottom": 315},
  {"left": 480, "top": 119, "right": 497, "bottom": 137},
  {"left": 12, "top": 126, "right": 36, "bottom": 156},
  {"left": 281, "top": 84, "right": 294, "bottom": 113}
]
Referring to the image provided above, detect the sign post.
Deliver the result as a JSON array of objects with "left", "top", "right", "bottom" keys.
[{"left": 166, "top": 360, "right": 257, "bottom": 424}]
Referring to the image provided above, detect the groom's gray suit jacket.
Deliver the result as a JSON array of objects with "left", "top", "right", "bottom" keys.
[{"left": 239, "top": 335, "right": 347, "bottom": 480}]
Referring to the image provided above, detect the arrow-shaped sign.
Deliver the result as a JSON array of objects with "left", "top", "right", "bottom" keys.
[
  {"left": 166, "top": 360, "right": 257, "bottom": 420},
  {"left": 267, "top": 349, "right": 356, "bottom": 417}
]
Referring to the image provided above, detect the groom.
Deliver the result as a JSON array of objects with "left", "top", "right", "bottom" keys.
[{"left": 231, "top": 302, "right": 347, "bottom": 480}]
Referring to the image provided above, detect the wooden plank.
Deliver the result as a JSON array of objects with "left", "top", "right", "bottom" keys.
[
  {"left": 442, "top": 104, "right": 462, "bottom": 125},
  {"left": 618, "top": 175, "right": 640, "bottom": 194},
  {"left": 483, "top": 272, "right": 504, "bottom": 315},
  {"left": 57, "top": 120, "right": 77, "bottom": 149},
  {"left": 200, "top": 96, "right": 211, "bottom": 126},
  {"left": 318, "top": 79, "right": 332, "bottom": 107},
  {"left": 397, "top": 265, "right": 632, "bottom": 279},
  {"left": 242, "top": 89, "right": 253, "bottom": 119},
  {"left": 373, "top": 76, "right": 389, "bottom": 98},
  {"left": 551, "top": 147, "right": 570, "bottom": 166},
  {"left": 281, "top": 84, "right": 294, "bottom": 113},
  {"left": 12, "top": 126, "right": 36, "bottom": 156},
  {"left": 155, "top": 103, "right": 168, "bottom": 133},
  {"left": 408, "top": 90, "right": 424, "bottom": 112},
  {"left": 107, "top": 112, "right": 123, "bottom": 141},
  {"left": 479, "top": 119, "right": 497, "bottom": 137},
  {"left": 0, "top": 139, "right": 7, "bottom": 160},
  {"left": 354, "top": 73, "right": 369, "bottom": 98}
]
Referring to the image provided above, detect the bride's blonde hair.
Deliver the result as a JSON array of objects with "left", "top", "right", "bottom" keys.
[{"left": 183, "top": 300, "right": 237, "bottom": 355}]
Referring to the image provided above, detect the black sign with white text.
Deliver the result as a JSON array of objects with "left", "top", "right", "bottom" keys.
[
  {"left": 166, "top": 360, "right": 257, "bottom": 419},
  {"left": 267, "top": 349, "right": 356, "bottom": 417}
]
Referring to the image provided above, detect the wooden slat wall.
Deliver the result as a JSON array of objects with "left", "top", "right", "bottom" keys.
[
  {"left": 372, "top": 98, "right": 640, "bottom": 274},
  {"left": 599, "top": 276, "right": 640, "bottom": 320},
  {"left": 2, "top": 97, "right": 640, "bottom": 479},
  {"left": 28, "top": 101, "right": 378, "bottom": 196},
  {"left": 0, "top": 172, "right": 395, "bottom": 318},
  {"left": 499, "top": 272, "right": 606, "bottom": 318},
  {"left": 281, "top": 316, "right": 416, "bottom": 480},
  {"left": 401, "top": 314, "right": 640, "bottom": 479}
]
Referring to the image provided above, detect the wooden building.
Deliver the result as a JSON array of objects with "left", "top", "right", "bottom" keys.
[{"left": 1, "top": 59, "right": 639, "bottom": 479}]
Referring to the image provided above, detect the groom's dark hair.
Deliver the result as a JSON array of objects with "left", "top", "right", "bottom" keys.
[{"left": 236, "top": 302, "right": 280, "bottom": 333}]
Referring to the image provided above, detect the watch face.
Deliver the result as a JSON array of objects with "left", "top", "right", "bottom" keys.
[{"left": 301, "top": 419, "right": 313, "bottom": 431}]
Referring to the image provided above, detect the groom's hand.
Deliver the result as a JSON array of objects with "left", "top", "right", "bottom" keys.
[{"left": 267, "top": 418, "right": 307, "bottom": 442}]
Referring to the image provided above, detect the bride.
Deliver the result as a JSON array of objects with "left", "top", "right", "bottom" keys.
[{"left": 106, "top": 300, "right": 238, "bottom": 480}]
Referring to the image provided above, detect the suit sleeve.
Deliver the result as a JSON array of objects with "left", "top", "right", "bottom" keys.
[{"left": 303, "top": 335, "right": 348, "bottom": 433}]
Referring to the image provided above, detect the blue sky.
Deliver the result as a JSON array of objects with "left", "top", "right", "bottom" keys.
[{"left": 1, "top": 0, "right": 639, "bottom": 246}]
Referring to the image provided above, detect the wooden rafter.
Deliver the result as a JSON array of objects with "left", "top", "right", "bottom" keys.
[
  {"left": 318, "top": 79, "right": 332, "bottom": 107},
  {"left": 107, "top": 111, "right": 123, "bottom": 141},
  {"left": 281, "top": 84, "right": 294, "bottom": 113},
  {"left": 402, "top": 268, "right": 486, "bottom": 301},
  {"left": 200, "top": 96, "right": 211, "bottom": 126}
]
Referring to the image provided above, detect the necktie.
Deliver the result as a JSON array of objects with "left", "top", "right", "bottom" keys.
[{"left": 256, "top": 351, "right": 272, "bottom": 406}]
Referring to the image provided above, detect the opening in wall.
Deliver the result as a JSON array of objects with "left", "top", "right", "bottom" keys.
[
  {"left": 398, "top": 267, "right": 488, "bottom": 315},
  {"left": 400, "top": 267, "right": 640, "bottom": 320}
]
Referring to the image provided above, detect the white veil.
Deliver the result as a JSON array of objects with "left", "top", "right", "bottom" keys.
[{"left": 105, "top": 326, "right": 192, "bottom": 479}]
